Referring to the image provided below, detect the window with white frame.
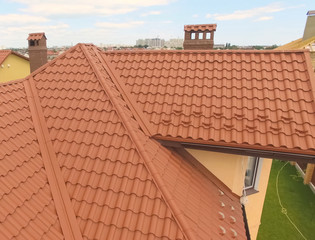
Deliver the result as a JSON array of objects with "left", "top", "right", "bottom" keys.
[{"left": 244, "top": 157, "right": 262, "bottom": 192}]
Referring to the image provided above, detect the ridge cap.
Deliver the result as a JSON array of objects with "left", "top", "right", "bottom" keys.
[
  {"left": 80, "top": 44, "right": 197, "bottom": 240},
  {"left": 81, "top": 44, "right": 155, "bottom": 136},
  {"left": 23, "top": 77, "right": 83, "bottom": 240}
]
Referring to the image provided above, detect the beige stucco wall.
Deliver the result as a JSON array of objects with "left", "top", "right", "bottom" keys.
[
  {"left": 185, "top": 148, "right": 272, "bottom": 240},
  {"left": 0, "top": 54, "right": 30, "bottom": 83},
  {"left": 246, "top": 158, "right": 272, "bottom": 240}
]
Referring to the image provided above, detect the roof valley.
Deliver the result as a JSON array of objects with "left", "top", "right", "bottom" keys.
[
  {"left": 23, "top": 76, "right": 83, "bottom": 240},
  {"left": 80, "top": 44, "right": 197, "bottom": 240}
]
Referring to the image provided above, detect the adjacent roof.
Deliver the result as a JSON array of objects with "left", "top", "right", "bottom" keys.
[
  {"left": 184, "top": 24, "right": 217, "bottom": 32},
  {"left": 0, "top": 50, "right": 29, "bottom": 65},
  {"left": 104, "top": 49, "right": 315, "bottom": 159},
  {"left": 27, "top": 33, "right": 46, "bottom": 41},
  {"left": 0, "top": 44, "right": 247, "bottom": 239},
  {"left": 277, "top": 37, "right": 315, "bottom": 50}
]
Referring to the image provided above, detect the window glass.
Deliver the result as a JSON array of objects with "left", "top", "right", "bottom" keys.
[
  {"left": 199, "top": 32, "right": 203, "bottom": 39},
  {"left": 191, "top": 33, "right": 196, "bottom": 39},
  {"left": 245, "top": 157, "right": 259, "bottom": 189}
]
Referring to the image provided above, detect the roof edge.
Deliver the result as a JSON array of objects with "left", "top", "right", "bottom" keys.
[
  {"left": 169, "top": 145, "right": 242, "bottom": 199},
  {"left": 154, "top": 136, "right": 315, "bottom": 163}
]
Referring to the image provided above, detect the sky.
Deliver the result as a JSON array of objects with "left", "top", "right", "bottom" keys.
[{"left": 0, "top": 0, "right": 313, "bottom": 48}]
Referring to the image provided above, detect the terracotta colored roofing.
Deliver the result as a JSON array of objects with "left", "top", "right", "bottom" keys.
[
  {"left": 104, "top": 49, "right": 315, "bottom": 158},
  {"left": 27, "top": 33, "right": 46, "bottom": 41},
  {"left": 184, "top": 24, "right": 217, "bottom": 32},
  {"left": 0, "top": 50, "right": 29, "bottom": 65},
  {"left": 0, "top": 44, "right": 247, "bottom": 239},
  {"left": 0, "top": 81, "right": 64, "bottom": 239},
  {"left": 307, "top": 10, "right": 315, "bottom": 15}
]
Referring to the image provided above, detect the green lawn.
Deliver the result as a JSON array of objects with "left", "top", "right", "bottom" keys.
[{"left": 257, "top": 160, "right": 315, "bottom": 240}]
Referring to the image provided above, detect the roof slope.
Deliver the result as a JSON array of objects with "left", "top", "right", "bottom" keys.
[
  {"left": 277, "top": 36, "right": 315, "bottom": 50},
  {"left": 0, "top": 81, "right": 64, "bottom": 239},
  {"left": 0, "top": 50, "right": 29, "bottom": 65},
  {"left": 0, "top": 50, "right": 11, "bottom": 65},
  {"left": 104, "top": 50, "right": 315, "bottom": 157},
  {"left": 0, "top": 44, "right": 246, "bottom": 239}
]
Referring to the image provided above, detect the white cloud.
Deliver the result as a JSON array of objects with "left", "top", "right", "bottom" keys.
[
  {"left": 206, "top": 3, "right": 285, "bottom": 21},
  {"left": 192, "top": 14, "right": 199, "bottom": 18},
  {"left": 161, "top": 20, "right": 173, "bottom": 24},
  {"left": 255, "top": 16, "right": 273, "bottom": 21},
  {"left": 11, "top": 0, "right": 173, "bottom": 16},
  {"left": 95, "top": 21, "right": 144, "bottom": 29},
  {"left": 141, "top": 11, "right": 161, "bottom": 17},
  {"left": 0, "top": 14, "right": 49, "bottom": 26}
]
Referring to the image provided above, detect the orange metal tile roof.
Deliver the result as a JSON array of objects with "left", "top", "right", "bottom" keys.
[
  {"left": 27, "top": 33, "right": 46, "bottom": 41},
  {"left": 184, "top": 24, "right": 217, "bottom": 32},
  {"left": 0, "top": 81, "right": 64, "bottom": 239},
  {"left": 0, "top": 50, "right": 29, "bottom": 65},
  {"left": 104, "top": 49, "right": 315, "bottom": 157},
  {"left": 0, "top": 50, "right": 11, "bottom": 65},
  {"left": 0, "top": 44, "right": 247, "bottom": 239}
]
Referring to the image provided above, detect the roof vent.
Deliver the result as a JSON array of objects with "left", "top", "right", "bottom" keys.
[{"left": 183, "top": 24, "right": 216, "bottom": 50}]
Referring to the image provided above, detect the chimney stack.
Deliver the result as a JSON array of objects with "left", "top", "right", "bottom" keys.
[
  {"left": 183, "top": 24, "right": 216, "bottom": 50},
  {"left": 27, "top": 32, "right": 47, "bottom": 72},
  {"left": 303, "top": 11, "right": 315, "bottom": 40}
]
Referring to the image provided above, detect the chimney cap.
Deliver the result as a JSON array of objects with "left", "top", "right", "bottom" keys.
[
  {"left": 184, "top": 24, "right": 217, "bottom": 32},
  {"left": 27, "top": 32, "right": 47, "bottom": 41},
  {"left": 307, "top": 10, "right": 315, "bottom": 16}
]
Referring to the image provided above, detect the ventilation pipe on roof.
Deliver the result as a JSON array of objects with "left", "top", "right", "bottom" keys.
[
  {"left": 27, "top": 32, "right": 48, "bottom": 72},
  {"left": 183, "top": 24, "right": 216, "bottom": 50},
  {"left": 303, "top": 11, "right": 315, "bottom": 40}
]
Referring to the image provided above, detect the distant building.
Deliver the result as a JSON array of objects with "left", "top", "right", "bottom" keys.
[
  {"left": 164, "top": 39, "right": 184, "bottom": 49},
  {"left": 136, "top": 38, "right": 165, "bottom": 48}
]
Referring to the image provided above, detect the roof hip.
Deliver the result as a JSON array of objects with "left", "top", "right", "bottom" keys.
[
  {"left": 80, "top": 44, "right": 197, "bottom": 240},
  {"left": 23, "top": 77, "right": 83, "bottom": 240}
]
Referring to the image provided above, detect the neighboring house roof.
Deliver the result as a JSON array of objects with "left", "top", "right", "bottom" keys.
[
  {"left": 276, "top": 36, "right": 315, "bottom": 50},
  {"left": 184, "top": 24, "right": 217, "bottom": 32},
  {"left": 0, "top": 50, "right": 29, "bottom": 65},
  {"left": 0, "top": 44, "right": 247, "bottom": 239},
  {"left": 104, "top": 49, "right": 315, "bottom": 160},
  {"left": 27, "top": 32, "right": 46, "bottom": 41}
]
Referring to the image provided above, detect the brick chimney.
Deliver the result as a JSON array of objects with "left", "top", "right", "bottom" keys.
[
  {"left": 183, "top": 24, "right": 216, "bottom": 50},
  {"left": 27, "top": 32, "right": 47, "bottom": 72}
]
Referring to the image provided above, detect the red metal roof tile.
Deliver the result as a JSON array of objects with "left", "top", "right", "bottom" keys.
[
  {"left": 0, "top": 50, "right": 11, "bottom": 65},
  {"left": 0, "top": 50, "right": 29, "bottom": 65},
  {"left": 27, "top": 33, "right": 46, "bottom": 41},
  {"left": 184, "top": 24, "right": 217, "bottom": 32},
  {"left": 104, "top": 49, "right": 315, "bottom": 157},
  {"left": 9, "top": 43, "right": 315, "bottom": 238},
  {"left": 0, "top": 44, "right": 249, "bottom": 239},
  {"left": 0, "top": 81, "right": 64, "bottom": 240}
]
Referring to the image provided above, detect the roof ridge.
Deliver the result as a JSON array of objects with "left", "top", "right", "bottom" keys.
[
  {"left": 23, "top": 77, "right": 83, "bottom": 240},
  {"left": 104, "top": 49, "right": 309, "bottom": 54},
  {"left": 81, "top": 44, "right": 155, "bottom": 136},
  {"left": 80, "top": 44, "right": 197, "bottom": 240},
  {"left": 100, "top": 50, "right": 157, "bottom": 135}
]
